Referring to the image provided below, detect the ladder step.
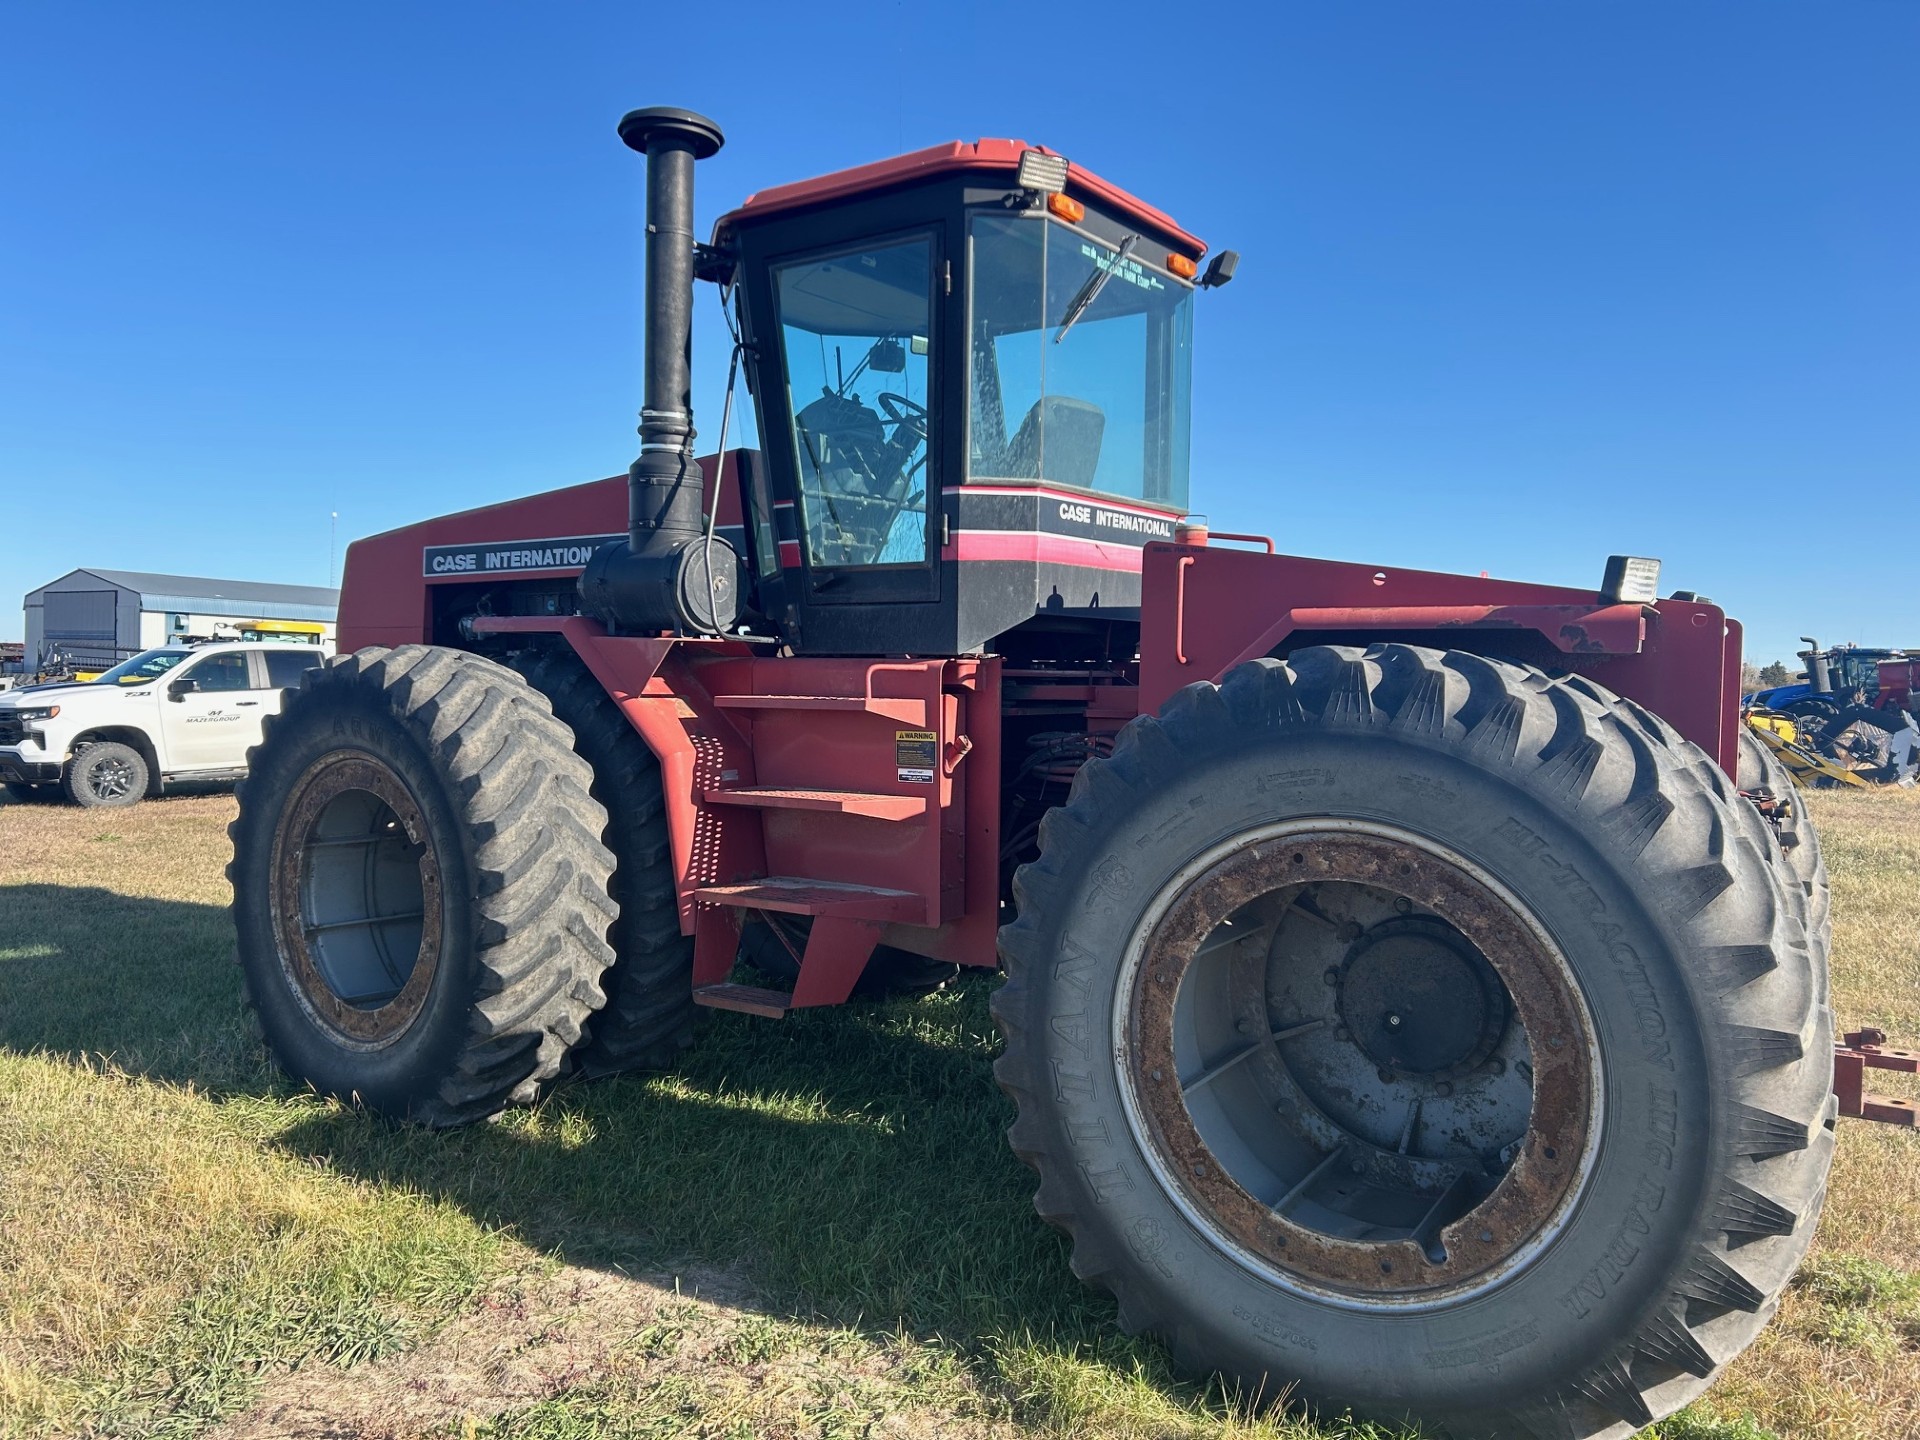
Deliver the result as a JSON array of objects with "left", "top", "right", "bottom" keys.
[
  {"left": 695, "top": 877, "right": 923, "bottom": 921},
  {"left": 714, "top": 693, "right": 928, "bottom": 726},
  {"left": 693, "top": 983, "right": 791, "bottom": 1018},
  {"left": 703, "top": 786, "right": 926, "bottom": 820}
]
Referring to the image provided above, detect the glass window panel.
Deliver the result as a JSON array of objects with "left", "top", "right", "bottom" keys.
[
  {"left": 192, "top": 653, "right": 252, "bottom": 691},
  {"left": 773, "top": 236, "right": 934, "bottom": 569},
  {"left": 967, "top": 214, "right": 1193, "bottom": 508}
]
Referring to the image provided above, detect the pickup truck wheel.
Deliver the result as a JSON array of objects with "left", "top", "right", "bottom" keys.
[
  {"left": 230, "top": 646, "right": 617, "bottom": 1126},
  {"left": 65, "top": 742, "right": 149, "bottom": 808}
]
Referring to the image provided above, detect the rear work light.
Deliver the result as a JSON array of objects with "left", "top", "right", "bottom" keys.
[
  {"left": 1601, "top": 555, "right": 1662, "bottom": 605},
  {"left": 1017, "top": 150, "right": 1070, "bottom": 195}
]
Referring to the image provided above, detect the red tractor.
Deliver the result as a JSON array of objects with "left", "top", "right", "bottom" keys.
[{"left": 231, "top": 109, "right": 1832, "bottom": 1439}]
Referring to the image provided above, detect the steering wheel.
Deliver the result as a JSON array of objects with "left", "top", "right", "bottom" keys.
[{"left": 876, "top": 392, "right": 928, "bottom": 439}]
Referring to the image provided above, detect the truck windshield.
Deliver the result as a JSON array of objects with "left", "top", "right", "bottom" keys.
[
  {"left": 94, "top": 649, "right": 191, "bottom": 686},
  {"left": 969, "top": 213, "right": 1192, "bottom": 509}
]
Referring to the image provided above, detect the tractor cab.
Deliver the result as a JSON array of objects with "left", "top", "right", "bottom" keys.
[{"left": 710, "top": 142, "right": 1231, "bottom": 657}]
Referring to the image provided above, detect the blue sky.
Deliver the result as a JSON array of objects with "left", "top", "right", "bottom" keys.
[{"left": 2, "top": 4, "right": 1914, "bottom": 666}]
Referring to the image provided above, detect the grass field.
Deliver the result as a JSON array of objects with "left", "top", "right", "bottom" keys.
[{"left": 1, "top": 786, "right": 1916, "bottom": 1440}]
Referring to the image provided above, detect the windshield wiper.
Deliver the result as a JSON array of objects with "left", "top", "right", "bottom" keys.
[{"left": 1054, "top": 233, "right": 1139, "bottom": 345}]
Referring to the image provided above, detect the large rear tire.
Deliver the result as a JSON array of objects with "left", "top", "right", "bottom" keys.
[
  {"left": 510, "top": 646, "right": 695, "bottom": 1078},
  {"left": 231, "top": 645, "right": 617, "bottom": 1127},
  {"left": 995, "top": 646, "right": 1832, "bottom": 1439},
  {"left": 1737, "top": 724, "right": 1830, "bottom": 977}
]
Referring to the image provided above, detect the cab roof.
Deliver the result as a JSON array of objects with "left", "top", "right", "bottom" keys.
[{"left": 716, "top": 139, "right": 1207, "bottom": 258}]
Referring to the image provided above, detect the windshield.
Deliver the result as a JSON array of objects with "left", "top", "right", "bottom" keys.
[
  {"left": 93, "top": 648, "right": 192, "bottom": 686},
  {"left": 969, "top": 213, "right": 1192, "bottom": 508}
]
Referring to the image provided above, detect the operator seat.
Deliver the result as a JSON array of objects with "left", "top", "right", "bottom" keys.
[{"left": 1003, "top": 396, "right": 1106, "bottom": 489}]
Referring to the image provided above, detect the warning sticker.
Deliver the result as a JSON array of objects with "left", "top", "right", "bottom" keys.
[{"left": 895, "top": 730, "right": 938, "bottom": 784}]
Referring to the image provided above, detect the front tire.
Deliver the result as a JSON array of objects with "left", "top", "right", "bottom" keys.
[
  {"left": 230, "top": 646, "right": 617, "bottom": 1127},
  {"left": 994, "top": 646, "right": 1832, "bottom": 1439},
  {"left": 65, "top": 741, "right": 148, "bottom": 808}
]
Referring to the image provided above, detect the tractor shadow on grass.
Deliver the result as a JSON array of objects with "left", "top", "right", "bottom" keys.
[
  {"left": 0, "top": 882, "right": 1130, "bottom": 1370},
  {"left": 0, "top": 884, "right": 273, "bottom": 1096}
]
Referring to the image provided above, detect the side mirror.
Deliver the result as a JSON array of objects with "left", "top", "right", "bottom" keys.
[
  {"left": 167, "top": 677, "right": 196, "bottom": 701},
  {"left": 868, "top": 338, "right": 907, "bottom": 374}
]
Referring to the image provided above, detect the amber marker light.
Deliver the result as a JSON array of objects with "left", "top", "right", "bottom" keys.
[
  {"left": 1167, "top": 253, "right": 1199, "bottom": 279},
  {"left": 1046, "top": 193, "right": 1085, "bottom": 223}
]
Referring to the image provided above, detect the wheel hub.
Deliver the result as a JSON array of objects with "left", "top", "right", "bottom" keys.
[
  {"left": 1336, "top": 917, "right": 1509, "bottom": 1077},
  {"left": 268, "top": 751, "right": 442, "bottom": 1049},
  {"left": 1117, "top": 825, "right": 1600, "bottom": 1304}
]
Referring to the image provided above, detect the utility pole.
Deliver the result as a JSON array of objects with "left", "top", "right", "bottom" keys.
[{"left": 329, "top": 512, "right": 339, "bottom": 588}]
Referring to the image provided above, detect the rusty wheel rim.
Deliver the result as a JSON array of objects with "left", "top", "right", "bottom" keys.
[
  {"left": 268, "top": 750, "right": 443, "bottom": 1050},
  {"left": 1115, "top": 820, "right": 1600, "bottom": 1309}
]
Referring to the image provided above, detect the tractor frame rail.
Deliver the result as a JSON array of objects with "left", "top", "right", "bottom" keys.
[{"left": 1834, "top": 1029, "right": 1920, "bottom": 1127}]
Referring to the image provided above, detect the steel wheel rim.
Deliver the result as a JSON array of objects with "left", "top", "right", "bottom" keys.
[
  {"left": 268, "top": 750, "right": 443, "bottom": 1049},
  {"left": 1113, "top": 819, "right": 1602, "bottom": 1311}
]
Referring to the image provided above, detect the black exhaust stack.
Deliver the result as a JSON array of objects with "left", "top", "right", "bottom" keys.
[{"left": 580, "top": 106, "right": 739, "bottom": 635}]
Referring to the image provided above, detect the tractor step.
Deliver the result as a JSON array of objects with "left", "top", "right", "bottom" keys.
[
  {"left": 703, "top": 786, "right": 926, "bottom": 820},
  {"left": 693, "top": 983, "right": 791, "bottom": 1018},
  {"left": 694, "top": 876, "right": 924, "bottom": 921},
  {"left": 713, "top": 693, "right": 929, "bottom": 726}
]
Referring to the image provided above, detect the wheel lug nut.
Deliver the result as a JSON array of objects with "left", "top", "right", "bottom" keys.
[
  {"left": 1150, "top": 1069, "right": 1163, "bottom": 1082},
  {"left": 1378, "top": 1068, "right": 1396, "bottom": 1084},
  {"left": 1386, "top": 1012, "right": 1402, "bottom": 1029},
  {"left": 1323, "top": 967, "right": 1340, "bottom": 987},
  {"left": 1393, "top": 896, "right": 1412, "bottom": 914},
  {"left": 1487, "top": 1058, "right": 1506, "bottom": 1075},
  {"left": 1479, "top": 1230, "right": 1494, "bottom": 1243},
  {"left": 1433, "top": 1081, "right": 1453, "bottom": 1097}
]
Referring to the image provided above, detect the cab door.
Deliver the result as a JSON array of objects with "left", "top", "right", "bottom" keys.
[
  {"left": 159, "top": 651, "right": 267, "bottom": 770},
  {"left": 765, "top": 223, "right": 949, "bottom": 608}
]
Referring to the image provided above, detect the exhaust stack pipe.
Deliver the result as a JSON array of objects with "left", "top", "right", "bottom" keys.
[
  {"left": 580, "top": 105, "right": 739, "bottom": 635},
  {"left": 1799, "top": 636, "right": 1830, "bottom": 694}
]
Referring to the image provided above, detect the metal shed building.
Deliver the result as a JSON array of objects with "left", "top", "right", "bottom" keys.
[{"left": 23, "top": 569, "right": 340, "bottom": 669}]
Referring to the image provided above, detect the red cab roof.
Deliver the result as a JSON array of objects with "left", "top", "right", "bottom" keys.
[{"left": 716, "top": 139, "right": 1206, "bottom": 258}]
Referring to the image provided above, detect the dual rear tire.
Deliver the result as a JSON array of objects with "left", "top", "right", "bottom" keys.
[
  {"left": 995, "top": 646, "right": 1833, "bottom": 1439},
  {"left": 231, "top": 647, "right": 621, "bottom": 1126}
]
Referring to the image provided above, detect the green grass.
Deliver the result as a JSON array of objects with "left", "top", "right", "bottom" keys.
[{"left": 2, "top": 790, "right": 1915, "bottom": 1439}]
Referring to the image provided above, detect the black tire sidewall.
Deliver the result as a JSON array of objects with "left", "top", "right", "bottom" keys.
[
  {"left": 67, "top": 742, "right": 148, "bottom": 808},
  {"left": 233, "top": 686, "right": 482, "bottom": 1115},
  {"left": 1012, "top": 729, "right": 1715, "bottom": 1417}
]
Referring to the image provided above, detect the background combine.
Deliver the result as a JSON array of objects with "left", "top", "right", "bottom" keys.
[
  {"left": 228, "top": 107, "right": 1834, "bottom": 1440},
  {"left": 1746, "top": 638, "right": 1920, "bottom": 789}
]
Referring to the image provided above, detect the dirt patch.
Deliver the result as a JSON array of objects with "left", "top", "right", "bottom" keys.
[{"left": 208, "top": 1264, "right": 1013, "bottom": 1440}]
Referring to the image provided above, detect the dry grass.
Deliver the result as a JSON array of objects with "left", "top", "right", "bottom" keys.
[{"left": 2, "top": 785, "right": 1917, "bottom": 1440}]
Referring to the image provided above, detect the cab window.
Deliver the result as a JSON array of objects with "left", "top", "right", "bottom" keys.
[
  {"left": 773, "top": 234, "right": 935, "bottom": 569},
  {"left": 187, "top": 653, "right": 253, "bottom": 692},
  {"left": 265, "top": 651, "right": 324, "bottom": 689}
]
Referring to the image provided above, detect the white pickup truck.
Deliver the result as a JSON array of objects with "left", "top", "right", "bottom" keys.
[{"left": 0, "top": 642, "right": 329, "bottom": 807}]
